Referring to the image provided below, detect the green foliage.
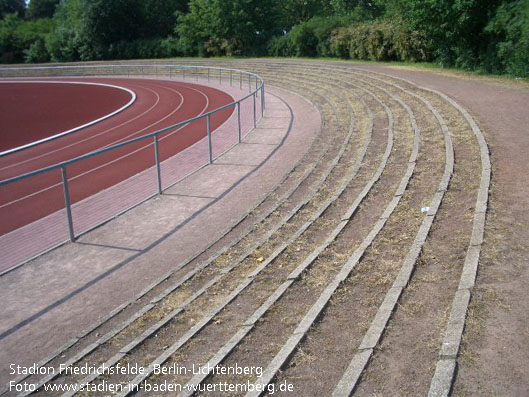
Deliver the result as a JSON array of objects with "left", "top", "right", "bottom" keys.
[
  {"left": 141, "top": 0, "right": 188, "bottom": 39},
  {"left": 0, "top": 0, "right": 24, "bottom": 19},
  {"left": 26, "top": 0, "right": 61, "bottom": 20},
  {"left": 47, "top": 0, "right": 86, "bottom": 61},
  {"left": 268, "top": 15, "right": 356, "bottom": 57},
  {"left": 0, "top": 14, "right": 53, "bottom": 63},
  {"left": 330, "top": 0, "right": 384, "bottom": 19},
  {"left": 388, "top": 0, "right": 497, "bottom": 68},
  {"left": 297, "top": 16, "right": 354, "bottom": 57},
  {"left": 174, "top": 0, "right": 215, "bottom": 56},
  {"left": 24, "top": 37, "right": 49, "bottom": 62},
  {"left": 267, "top": 34, "right": 295, "bottom": 57},
  {"left": 46, "top": 0, "right": 188, "bottom": 61},
  {"left": 176, "top": 0, "right": 282, "bottom": 56},
  {"left": 106, "top": 39, "right": 171, "bottom": 60},
  {"left": 381, "top": 0, "right": 528, "bottom": 76},
  {"left": 484, "top": 0, "right": 529, "bottom": 76},
  {"left": 329, "top": 20, "right": 431, "bottom": 62},
  {"left": 291, "top": 23, "right": 319, "bottom": 57},
  {"left": 280, "top": 0, "right": 332, "bottom": 26},
  {"left": 82, "top": 0, "right": 142, "bottom": 52},
  {"left": 0, "top": 0, "right": 526, "bottom": 78},
  {"left": 0, "top": 13, "right": 21, "bottom": 62},
  {"left": 266, "top": 12, "right": 431, "bottom": 63}
]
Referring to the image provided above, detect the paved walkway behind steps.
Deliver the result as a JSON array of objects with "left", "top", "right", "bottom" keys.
[{"left": 0, "top": 86, "right": 320, "bottom": 387}]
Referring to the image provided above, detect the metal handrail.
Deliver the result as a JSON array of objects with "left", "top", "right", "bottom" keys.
[{"left": 0, "top": 64, "right": 265, "bottom": 243}]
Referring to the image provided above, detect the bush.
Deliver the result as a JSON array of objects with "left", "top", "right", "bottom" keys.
[
  {"left": 329, "top": 20, "right": 430, "bottom": 62},
  {"left": 0, "top": 14, "right": 54, "bottom": 63},
  {"left": 328, "top": 26, "right": 352, "bottom": 58},
  {"left": 159, "top": 36, "right": 182, "bottom": 57},
  {"left": 24, "top": 37, "right": 50, "bottom": 62},
  {"left": 107, "top": 39, "right": 169, "bottom": 60},
  {"left": 267, "top": 15, "right": 353, "bottom": 58},
  {"left": 268, "top": 17, "right": 430, "bottom": 63},
  {"left": 291, "top": 23, "right": 318, "bottom": 57},
  {"left": 392, "top": 24, "right": 431, "bottom": 63},
  {"left": 267, "top": 34, "right": 295, "bottom": 57}
]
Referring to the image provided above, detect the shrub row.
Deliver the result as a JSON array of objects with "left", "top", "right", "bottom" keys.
[
  {"left": 330, "top": 21, "right": 431, "bottom": 62},
  {"left": 268, "top": 18, "right": 431, "bottom": 63}
]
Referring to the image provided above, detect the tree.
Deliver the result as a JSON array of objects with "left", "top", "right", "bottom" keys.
[
  {"left": 387, "top": 0, "right": 499, "bottom": 67},
  {"left": 46, "top": 0, "right": 85, "bottom": 61},
  {"left": 280, "top": 0, "right": 332, "bottom": 27},
  {"left": 329, "top": 0, "right": 383, "bottom": 19},
  {"left": 24, "top": 37, "right": 49, "bottom": 62},
  {"left": 48, "top": 0, "right": 190, "bottom": 61},
  {"left": 0, "top": 13, "right": 53, "bottom": 63},
  {"left": 484, "top": 0, "right": 529, "bottom": 76},
  {"left": 50, "top": 0, "right": 143, "bottom": 60},
  {"left": 141, "top": 0, "right": 188, "bottom": 38},
  {"left": 176, "top": 0, "right": 283, "bottom": 56},
  {"left": 26, "top": 0, "right": 61, "bottom": 20},
  {"left": 0, "top": 0, "right": 25, "bottom": 18},
  {"left": 0, "top": 13, "right": 21, "bottom": 62},
  {"left": 82, "top": 0, "right": 142, "bottom": 46}
]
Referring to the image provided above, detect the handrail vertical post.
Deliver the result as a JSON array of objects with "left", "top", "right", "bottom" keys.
[
  {"left": 253, "top": 92, "right": 257, "bottom": 128},
  {"left": 207, "top": 115, "right": 213, "bottom": 164},
  {"left": 219, "top": 69, "right": 222, "bottom": 84},
  {"left": 230, "top": 70, "right": 233, "bottom": 86},
  {"left": 61, "top": 166, "right": 76, "bottom": 242},
  {"left": 261, "top": 82, "right": 265, "bottom": 116},
  {"left": 248, "top": 75, "right": 251, "bottom": 93},
  {"left": 195, "top": 66, "right": 198, "bottom": 81},
  {"left": 240, "top": 71, "right": 242, "bottom": 89},
  {"left": 237, "top": 102, "right": 242, "bottom": 143},
  {"left": 154, "top": 135, "right": 162, "bottom": 194}
]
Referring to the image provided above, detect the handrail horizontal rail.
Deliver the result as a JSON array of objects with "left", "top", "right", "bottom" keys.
[{"left": 0, "top": 63, "right": 261, "bottom": 77}]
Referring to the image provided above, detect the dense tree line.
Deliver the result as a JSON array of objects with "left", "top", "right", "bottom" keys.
[{"left": 1, "top": 0, "right": 528, "bottom": 77}]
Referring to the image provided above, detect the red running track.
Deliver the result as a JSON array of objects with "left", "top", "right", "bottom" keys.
[
  {"left": 0, "top": 78, "right": 234, "bottom": 235},
  {"left": 0, "top": 82, "right": 133, "bottom": 152}
]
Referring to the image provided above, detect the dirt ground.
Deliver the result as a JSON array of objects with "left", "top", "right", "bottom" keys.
[{"left": 359, "top": 64, "right": 529, "bottom": 396}]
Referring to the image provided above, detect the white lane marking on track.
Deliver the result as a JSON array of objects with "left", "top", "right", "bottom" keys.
[
  {"left": 98, "top": 83, "right": 187, "bottom": 148},
  {"left": 0, "top": 83, "right": 214, "bottom": 210},
  {"left": 0, "top": 81, "right": 136, "bottom": 156},
  {"left": 0, "top": 84, "right": 162, "bottom": 173}
]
